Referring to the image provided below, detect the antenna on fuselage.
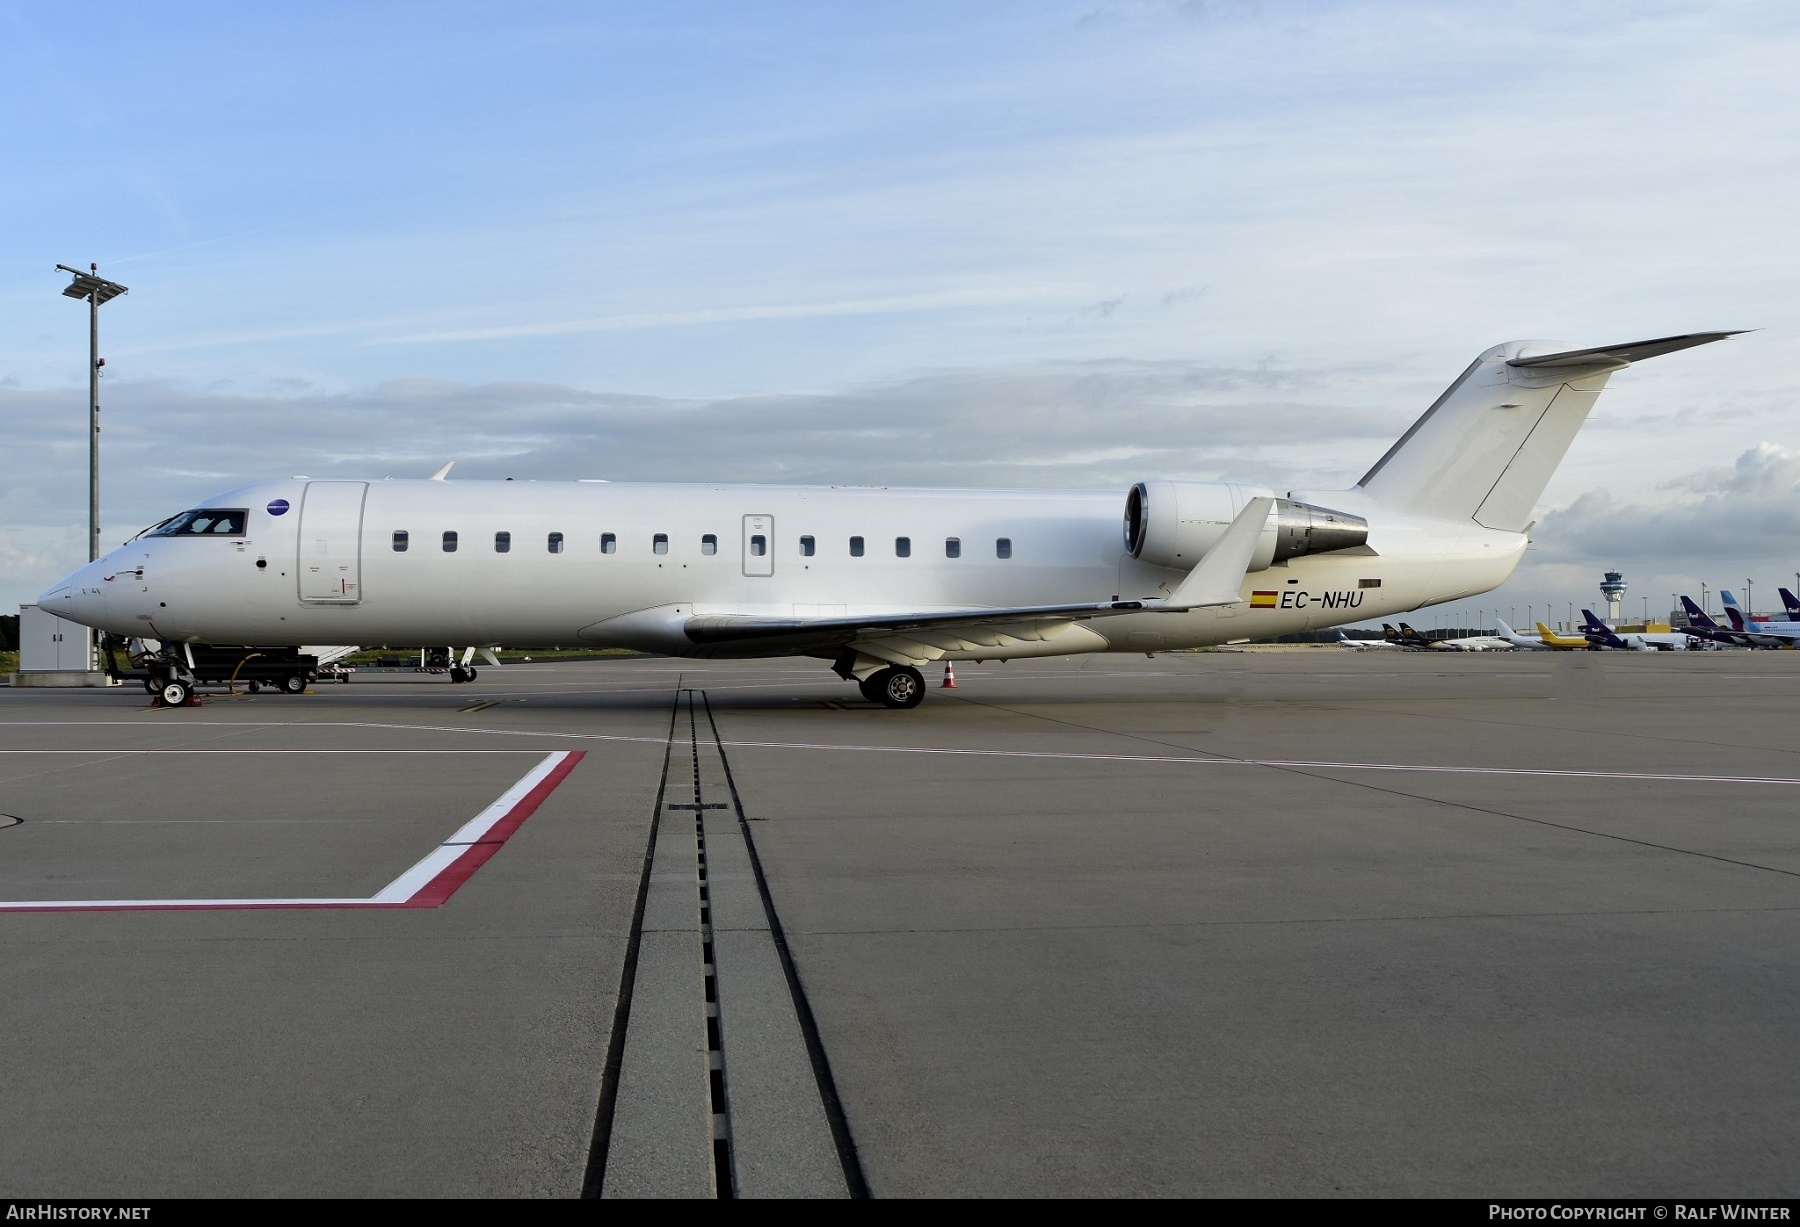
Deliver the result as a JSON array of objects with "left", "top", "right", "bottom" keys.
[{"left": 429, "top": 461, "right": 454, "bottom": 481}]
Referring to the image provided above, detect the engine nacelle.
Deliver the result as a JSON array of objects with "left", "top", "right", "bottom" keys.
[{"left": 1124, "top": 480, "right": 1368, "bottom": 572}]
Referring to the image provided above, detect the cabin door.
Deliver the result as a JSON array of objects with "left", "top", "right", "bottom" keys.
[
  {"left": 297, "top": 481, "right": 368, "bottom": 603},
  {"left": 742, "top": 514, "right": 774, "bottom": 577}
]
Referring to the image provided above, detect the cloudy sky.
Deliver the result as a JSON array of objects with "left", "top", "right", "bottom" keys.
[{"left": 5, "top": 0, "right": 1799, "bottom": 628}]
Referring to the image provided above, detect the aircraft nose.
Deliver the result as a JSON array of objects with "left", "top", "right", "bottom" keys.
[{"left": 39, "top": 561, "right": 110, "bottom": 629}]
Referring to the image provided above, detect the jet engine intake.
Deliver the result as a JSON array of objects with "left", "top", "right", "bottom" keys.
[{"left": 1125, "top": 480, "right": 1367, "bottom": 572}]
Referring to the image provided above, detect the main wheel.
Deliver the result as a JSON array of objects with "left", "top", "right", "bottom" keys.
[
  {"left": 465, "top": 667, "right": 477, "bottom": 682},
  {"left": 160, "top": 679, "right": 192, "bottom": 706},
  {"left": 864, "top": 666, "right": 925, "bottom": 709},
  {"left": 450, "top": 665, "right": 470, "bottom": 684},
  {"left": 282, "top": 674, "right": 307, "bottom": 694}
]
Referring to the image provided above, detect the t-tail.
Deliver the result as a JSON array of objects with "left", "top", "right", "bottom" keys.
[{"left": 1351, "top": 333, "right": 1740, "bottom": 529}]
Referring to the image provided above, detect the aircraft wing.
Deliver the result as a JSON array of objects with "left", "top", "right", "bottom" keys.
[
  {"left": 684, "top": 599, "right": 1152, "bottom": 645},
  {"left": 679, "top": 598, "right": 1172, "bottom": 669},
  {"left": 672, "top": 496, "right": 1277, "bottom": 666}
]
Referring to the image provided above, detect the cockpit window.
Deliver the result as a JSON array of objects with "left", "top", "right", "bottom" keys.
[{"left": 146, "top": 508, "right": 249, "bottom": 537}]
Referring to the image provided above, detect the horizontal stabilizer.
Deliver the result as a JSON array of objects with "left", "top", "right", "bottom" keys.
[{"left": 1506, "top": 332, "right": 1744, "bottom": 369}]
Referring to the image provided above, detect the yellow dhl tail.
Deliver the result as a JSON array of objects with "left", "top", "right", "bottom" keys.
[{"left": 1535, "top": 621, "right": 1589, "bottom": 649}]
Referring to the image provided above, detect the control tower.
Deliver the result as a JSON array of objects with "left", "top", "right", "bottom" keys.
[{"left": 1600, "top": 569, "right": 1627, "bottom": 623}]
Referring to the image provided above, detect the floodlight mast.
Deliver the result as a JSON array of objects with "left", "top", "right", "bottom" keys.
[{"left": 57, "top": 263, "right": 127, "bottom": 562}]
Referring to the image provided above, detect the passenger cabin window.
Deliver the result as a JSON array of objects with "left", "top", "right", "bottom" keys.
[
  {"left": 393, "top": 530, "right": 409, "bottom": 552},
  {"left": 849, "top": 536, "right": 865, "bottom": 557},
  {"left": 800, "top": 535, "right": 815, "bottom": 557},
  {"left": 750, "top": 534, "right": 767, "bottom": 557},
  {"left": 547, "top": 532, "right": 564, "bottom": 554},
  {"left": 702, "top": 534, "right": 718, "bottom": 556},
  {"left": 996, "top": 537, "right": 1013, "bottom": 559},
  {"left": 895, "top": 536, "right": 911, "bottom": 558},
  {"left": 147, "top": 508, "right": 248, "bottom": 537},
  {"left": 495, "top": 531, "right": 511, "bottom": 554},
  {"left": 601, "top": 533, "right": 617, "bottom": 554},
  {"left": 653, "top": 533, "right": 669, "bottom": 555},
  {"left": 442, "top": 531, "right": 459, "bottom": 553},
  {"left": 945, "top": 537, "right": 960, "bottom": 558}
]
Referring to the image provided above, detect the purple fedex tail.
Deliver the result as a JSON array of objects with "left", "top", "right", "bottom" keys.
[
  {"left": 1680, "top": 595, "right": 1720, "bottom": 628},
  {"left": 1781, "top": 588, "right": 1800, "bottom": 621},
  {"left": 1680, "top": 595, "right": 1737, "bottom": 644},
  {"left": 1580, "top": 610, "right": 1629, "bottom": 650}
]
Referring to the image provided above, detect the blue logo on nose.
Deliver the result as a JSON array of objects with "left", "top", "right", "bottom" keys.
[{"left": 267, "top": 498, "right": 290, "bottom": 516}]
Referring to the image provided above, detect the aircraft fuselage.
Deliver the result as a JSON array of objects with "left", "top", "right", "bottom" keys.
[{"left": 50, "top": 477, "right": 1523, "bottom": 658}]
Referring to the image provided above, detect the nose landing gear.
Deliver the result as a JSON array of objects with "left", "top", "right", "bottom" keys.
[{"left": 146, "top": 650, "right": 203, "bottom": 708}]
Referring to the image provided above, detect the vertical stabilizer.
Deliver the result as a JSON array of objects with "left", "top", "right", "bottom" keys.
[
  {"left": 1719, "top": 590, "right": 1748, "bottom": 631},
  {"left": 1356, "top": 333, "right": 1738, "bottom": 531}
]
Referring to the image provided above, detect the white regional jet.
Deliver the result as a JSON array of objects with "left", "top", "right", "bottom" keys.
[
  {"left": 41, "top": 332, "right": 1736, "bottom": 709},
  {"left": 1494, "top": 619, "right": 1554, "bottom": 651}
]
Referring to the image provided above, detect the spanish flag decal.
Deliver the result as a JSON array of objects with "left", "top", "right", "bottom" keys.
[{"left": 1250, "top": 590, "right": 1278, "bottom": 608}]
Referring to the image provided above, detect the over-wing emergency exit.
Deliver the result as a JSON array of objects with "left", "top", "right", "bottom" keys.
[{"left": 40, "top": 333, "right": 1738, "bottom": 707}]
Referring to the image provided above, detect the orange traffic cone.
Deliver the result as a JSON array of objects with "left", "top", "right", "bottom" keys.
[{"left": 940, "top": 661, "right": 958, "bottom": 688}]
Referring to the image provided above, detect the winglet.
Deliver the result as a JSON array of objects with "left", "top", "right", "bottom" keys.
[
  {"left": 429, "top": 461, "right": 455, "bottom": 481},
  {"left": 1154, "top": 497, "right": 1273, "bottom": 611}
]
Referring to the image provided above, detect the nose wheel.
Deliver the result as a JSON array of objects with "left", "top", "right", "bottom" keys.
[
  {"left": 145, "top": 646, "right": 202, "bottom": 708},
  {"left": 858, "top": 665, "right": 926, "bottom": 708}
]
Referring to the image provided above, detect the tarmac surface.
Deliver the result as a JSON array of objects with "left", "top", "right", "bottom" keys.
[{"left": 3, "top": 648, "right": 1799, "bottom": 1197}]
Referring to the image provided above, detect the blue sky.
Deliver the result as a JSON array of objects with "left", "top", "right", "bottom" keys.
[{"left": 5, "top": 1, "right": 1800, "bottom": 626}]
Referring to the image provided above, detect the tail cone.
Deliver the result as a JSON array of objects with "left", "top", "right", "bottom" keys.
[{"left": 940, "top": 662, "right": 958, "bottom": 688}]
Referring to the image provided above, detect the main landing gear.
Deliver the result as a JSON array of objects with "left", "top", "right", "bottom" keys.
[{"left": 858, "top": 665, "right": 926, "bottom": 709}]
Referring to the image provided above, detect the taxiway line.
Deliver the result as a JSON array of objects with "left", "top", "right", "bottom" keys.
[
  {"left": 6, "top": 722, "right": 1798, "bottom": 786},
  {"left": 0, "top": 750, "right": 582, "bottom": 912}
]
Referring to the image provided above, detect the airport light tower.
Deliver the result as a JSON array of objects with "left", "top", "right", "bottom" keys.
[
  {"left": 57, "top": 263, "right": 128, "bottom": 563},
  {"left": 1600, "top": 570, "right": 1627, "bottom": 624}
]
